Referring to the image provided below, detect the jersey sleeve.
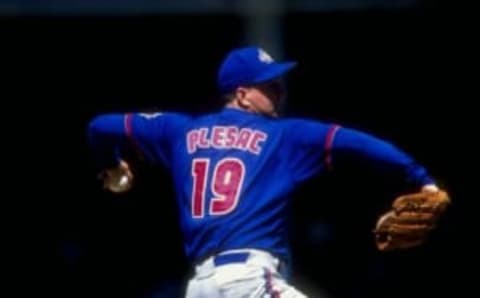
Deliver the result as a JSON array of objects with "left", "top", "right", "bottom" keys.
[
  {"left": 87, "top": 112, "right": 188, "bottom": 170},
  {"left": 284, "top": 119, "right": 336, "bottom": 184},
  {"left": 330, "top": 126, "right": 435, "bottom": 189}
]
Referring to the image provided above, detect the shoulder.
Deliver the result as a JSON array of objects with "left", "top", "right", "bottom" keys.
[
  {"left": 279, "top": 116, "right": 334, "bottom": 132},
  {"left": 125, "top": 111, "right": 194, "bottom": 139},
  {"left": 135, "top": 111, "right": 191, "bottom": 120},
  {"left": 132, "top": 111, "right": 193, "bottom": 126},
  {"left": 275, "top": 117, "right": 342, "bottom": 147}
]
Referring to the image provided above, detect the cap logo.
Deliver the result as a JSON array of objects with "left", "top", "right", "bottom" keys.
[{"left": 258, "top": 48, "right": 274, "bottom": 64}]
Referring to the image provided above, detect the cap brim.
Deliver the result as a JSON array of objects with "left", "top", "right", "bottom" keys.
[{"left": 252, "top": 61, "right": 297, "bottom": 84}]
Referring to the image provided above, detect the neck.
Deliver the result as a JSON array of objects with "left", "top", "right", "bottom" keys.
[
  {"left": 225, "top": 100, "right": 256, "bottom": 113},
  {"left": 225, "top": 100, "right": 278, "bottom": 118}
]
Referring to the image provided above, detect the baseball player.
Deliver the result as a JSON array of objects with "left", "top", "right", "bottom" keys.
[{"left": 87, "top": 46, "right": 450, "bottom": 297}]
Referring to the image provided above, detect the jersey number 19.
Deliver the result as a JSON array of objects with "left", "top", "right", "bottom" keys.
[{"left": 191, "top": 158, "right": 245, "bottom": 218}]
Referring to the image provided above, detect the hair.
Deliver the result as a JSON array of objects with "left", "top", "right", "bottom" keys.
[{"left": 222, "top": 92, "right": 236, "bottom": 103}]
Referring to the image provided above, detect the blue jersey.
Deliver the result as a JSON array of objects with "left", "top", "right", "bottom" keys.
[{"left": 88, "top": 107, "right": 434, "bottom": 264}]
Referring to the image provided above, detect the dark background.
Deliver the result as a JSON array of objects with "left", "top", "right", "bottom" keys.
[{"left": 7, "top": 2, "right": 473, "bottom": 297}]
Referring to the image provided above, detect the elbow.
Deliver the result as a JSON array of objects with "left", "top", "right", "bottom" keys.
[
  {"left": 87, "top": 115, "right": 108, "bottom": 147},
  {"left": 88, "top": 115, "right": 108, "bottom": 135},
  {"left": 87, "top": 114, "right": 121, "bottom": 137},
  {"left": 87, "top": 115, "right": 120, "bottom": 148},
  {"left": 86, "top": 113, "right": 127, "bottom": 151}
]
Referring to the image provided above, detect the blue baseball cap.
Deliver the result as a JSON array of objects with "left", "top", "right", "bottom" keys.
[{"left": 217, "top": 46, "right": 297, "bottom": 93}]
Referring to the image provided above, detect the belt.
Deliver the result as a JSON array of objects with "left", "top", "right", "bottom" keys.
[
  {"left": 213, "top": 252, "right": 250, "bottom": 267},
  {"left": 194, "top": 250, "right": 289, "bottom": 280}
]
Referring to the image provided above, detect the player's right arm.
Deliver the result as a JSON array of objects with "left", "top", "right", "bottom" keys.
[
  {"left": 87, "top": 114, "right": 128, "bottom": 170},
  {"left": 87, "top": 112, "right": 187, "bottom": 191}
]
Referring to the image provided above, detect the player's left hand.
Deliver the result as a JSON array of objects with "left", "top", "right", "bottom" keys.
[
  {"left": 373, "top": 187, "right": 451, "bottom": 251},
  {"left": 99, "top": 160, "right": 134, "bottom": 193}
]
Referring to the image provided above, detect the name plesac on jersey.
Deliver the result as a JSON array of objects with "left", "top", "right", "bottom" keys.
[{"left": 187, "top": 126, "right": 267, "bottom": 155}]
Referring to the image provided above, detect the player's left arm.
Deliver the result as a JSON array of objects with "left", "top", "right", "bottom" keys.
[
  {"left": 328, "top": 126, "right": 438, "bottom": 191},
  {"left": 329, "top": 127, "right": 451, "bottom": 251}
]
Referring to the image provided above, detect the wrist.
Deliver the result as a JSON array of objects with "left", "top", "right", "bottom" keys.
[{"left": 421, "top": 184, "right": 439, "bottom": 193}]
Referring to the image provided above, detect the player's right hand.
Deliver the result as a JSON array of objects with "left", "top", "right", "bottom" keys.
[{"left": 99, "top": 160, "right": 134, "bottom": 193}]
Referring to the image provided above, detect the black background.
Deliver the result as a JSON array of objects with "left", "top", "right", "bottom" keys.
[{"left": 6, "top": 3, "right": 473, "bottom": 297}]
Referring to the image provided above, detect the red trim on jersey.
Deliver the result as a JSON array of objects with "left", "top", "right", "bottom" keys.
[
  {"left": 324, "top": 124, "right": 341, "bottom": 171},
  {"left": 124, "top": 113, "right": 144, "bottom": 159},
  {"left": 264, "top": 269, "right": 281, "bottom": 298}
]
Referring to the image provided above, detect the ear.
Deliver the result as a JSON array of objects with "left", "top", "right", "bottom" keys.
[
  {"left": 235, "top": 87, "right": 248, "bottom": 99},
  {"left": 235, "top": 87, "right": 251, "bottom": 108},
  {"left": 240, "top": 99, "right": 251, "bottom": 109}
]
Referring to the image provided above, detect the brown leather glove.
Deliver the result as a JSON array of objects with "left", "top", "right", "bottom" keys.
[{"left": 374, "top": 189, "right": 450, "bottom": 251}]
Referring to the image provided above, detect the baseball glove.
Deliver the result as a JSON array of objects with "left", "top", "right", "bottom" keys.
[{"left": 374, "top": 189, "right": 450, "bottom": 251}]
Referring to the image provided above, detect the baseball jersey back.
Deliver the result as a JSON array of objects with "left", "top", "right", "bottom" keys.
[{"left": 123, "top": 107, "right": 333, "bottom": 264}]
